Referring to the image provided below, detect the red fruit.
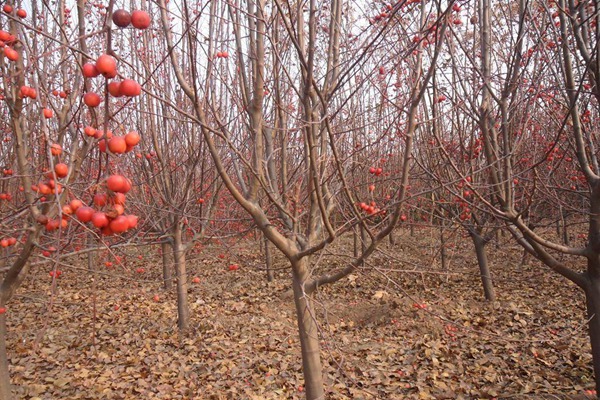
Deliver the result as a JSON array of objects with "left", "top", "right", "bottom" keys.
[
  {"left": 113, "top": 204, "right": 125, "bottom": 216},
  {"left": 83, "top": 92, "right": 101, "bottom": 107},
  {"left": 131, "top": 10, "right": 151, "bottom": 29},
  {"left": 95, "top": 54, "right": 117, "bottom": 78},
  {"left": 93, "top": 192, "right": 108, "bottom": 207},
  {"left": 76, "top": 206, "right": 94, "bottom": 222},
  {"left": 16, "top": 8, "right": 25, "bottom": 18},
  {"left": 1, "top": 239, "right": 8, "bottom": 248},
  {"left": 228, "top": 264, "right": 239, "bottom": 271},
  {"left": 108, "top": 136, "right": 127, "bottom": 154},
  {"left": 2, "top": 4, "right": 12, "bottom": 13},
  {"left": 54, "top": 163, "right": 68, "bottom": 178},
  {"left": 45, "top": 219, "right": 60, "bottom": 231},
  {"left": 119, "top": 79, "right": 141, "bottom": 97},
  {"left": 136, "top": 267, "right": 145, "bottom": 273},
  {"left": 113, "top": 192, "right": 126, "bottom": 205},
  {"left": 50, "top": 143, "right": 62, "bottom": 156},
  {"left": 124, "top": 131, "right": 140, "bottom": 146},
  {"left": 152, "top": 294, "right": 159, "bottom": 302},
  {"left": 368, "top": 184, "right": 375, "bottom": 192},
  {"left": 107, "top": 175, "right": 127, "bottom": 192},
  {"left": 369, "top": 167, "right": 376, "bottom": 174},
  {"left": 82, "top": 62, "right": 100, "bottom": 78},
  {"left": 91, "top": 212, "right": 109, "bottom": 228},
  {"left": 0, "top": 307, "right": 6, "bottom": 314},
  {"left": 43, "top": 108, "right": 53, "bottom": 118},
  {"left": 107, "top": 81, "right": 122, "bottom": 97},
  {"left": 112, "top": 9, "right": 131, "bottom": 27},
  {"left": 3, "top": 46, "right": 18, "bottom": 61},
  {"left": 110, "top": 215, "right": 129, "bottom": 233},
  {"left": 0, "top": 30, "right": 14, "bottom": 43},
  {"left": 125, "top": 215, "right": 138, "bottom": 229},
  {"left": 101, "top": 225, "right": 114, "bottom": 235},
  {"left": 84, "top": 126, "right": 96, "bottom": 137},
  {"left": 7, "top": 237, "right": 16, "bottom": 246},
  {"left": 69, "top": 199, "right": 83, "bottom": 211}
]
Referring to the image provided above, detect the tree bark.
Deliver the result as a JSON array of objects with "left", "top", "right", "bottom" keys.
[
  {"left": 440, "top": 225, "right": 447, "bottom": 271},
  {"left": 585, "top": 267, "right": 600, "bottom": 397},
  {"left": 471, "top": 232, "right": 496, "bottom": 301},
  {"left": 173, "top": 227, "right": 190, "bottom": 330},
  {"left": 265, "top": 234, "right": 273, "bottom": 282},
  {"left": 291, "top": 258, "right": 324, "bottom": 400},
  {"left": 0, "top": 310, "right": 12, "bottom": 400},
  {"left": 353, "top": 227, "right": 358, "bottom": 258},
  {"left": 161, "top": 241, "right": 173, "bottom": 290}
]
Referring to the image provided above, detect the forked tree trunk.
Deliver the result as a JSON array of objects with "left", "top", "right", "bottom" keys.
[
  {"left": 291, "top": 258, "right": 324, "bottom": 400},
  {"left": 0, "top": 310, "right": 12, "bottom": 400},
  {"left": 585, "top": 267, "right": 600, "bottom": 397},
  {"left": 173, "top": 228, "right": 190, "bottom": 330},
  {"left": 470, "top": 232, "right": 496, "bottom": 301},
  {"left": 161, "top": 241, "right": 173, "bottom": 290}
]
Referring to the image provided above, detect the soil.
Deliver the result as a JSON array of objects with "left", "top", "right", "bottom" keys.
[{"left": 4, "top": 227, "right": 595, "bottom": 399}]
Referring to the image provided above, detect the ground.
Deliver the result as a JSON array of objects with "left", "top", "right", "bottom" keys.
[{"left": 5, "top": 227, "right": 596, "bottom": 399}]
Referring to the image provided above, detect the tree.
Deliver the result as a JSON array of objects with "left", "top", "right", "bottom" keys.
[{"left": 157, "top": 0, "right": 450, "bottom": 396}]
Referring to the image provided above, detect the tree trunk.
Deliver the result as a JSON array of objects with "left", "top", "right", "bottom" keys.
[
  {"left": 388, "top": 230, "right": 395, "bottom": 246},
  {"left": 173, "top": 227, "right": 190, "bottom": 330},
  {"left": 353, "top": 227, "right": 358, "bottom": 258},
  {"left": 291, "top": 258, "right": 324, "bottom": 400},
  {"left": 161, "top": 241, "right": 173, "bottom": 290},
  {"left": 87, "top": 233, "right": 95, "bottom": 271},
  {"left": 440, "top": 225, "right": 447, "bottom": 271},
  {"left": 264, "top": 234, "right": 273, "bottom": 282},
  {"left": 471, "top": 232, "right": 496, "bottom": 301},
  {"left": 585, "top": 268, "right": 600, "bottom": 397},
  {"left": 0, "top": 310, "right": 12, "bottom": 400},
  {"left": 561, "top": 209, "right": 569, "bottom": 245}
]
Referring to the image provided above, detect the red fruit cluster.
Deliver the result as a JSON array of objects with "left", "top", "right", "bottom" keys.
[
  {"left": 368, "top": 166, "right": 383, "bottom": 176},
  {"left": 215, "top": 51, "right": 229, "bottom": 58},
  {"left": 112, "top": 9, "right": 151, "bottom": 29},
  {"left": 359, "top": 201, "right": 381, "bottom": 215},
  {"left": 107, "top": 79, "right": 142, "bottom": 98},
  {"left": 0, "top": 237, "right": 17, "bottom": 247},
  {"left": 75, "top": 175, "right": 138, "bottom": 236},
  {"left": 0, "top": 30, "right": 17, "bottom": 61},
  {"left": 97, "top": 131, "right": 140, "bottom": 154},
  {"left": 19, "top": 86, "right": 37, "bottom": 99}
]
